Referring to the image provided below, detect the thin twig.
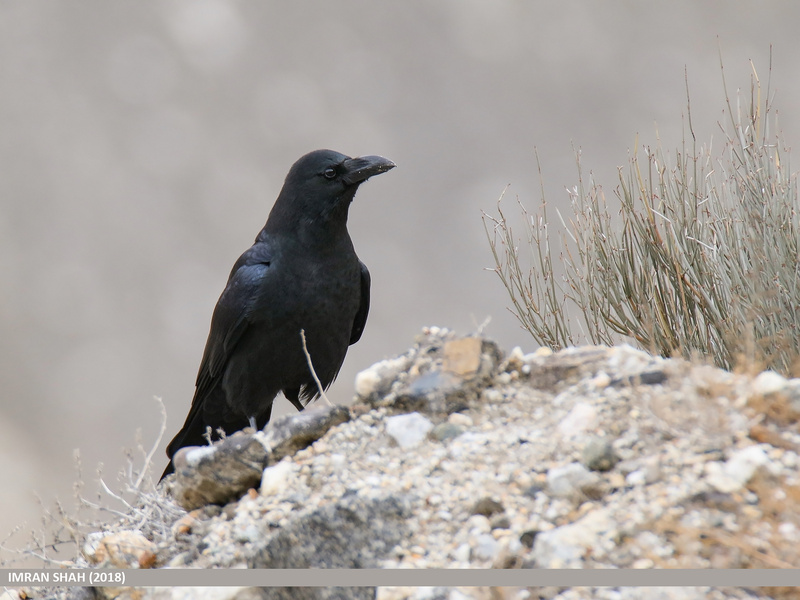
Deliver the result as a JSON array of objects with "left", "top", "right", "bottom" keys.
[
  {"left": 299, "top": 329, "right": 333, "bottom": 407},
  {"left": 133, "top": 396, "right": 167, "bottom": 490}
]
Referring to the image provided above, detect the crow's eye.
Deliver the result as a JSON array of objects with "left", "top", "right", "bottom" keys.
[{"left": 323, "top": 167, "right": 337, "bottom": 180}]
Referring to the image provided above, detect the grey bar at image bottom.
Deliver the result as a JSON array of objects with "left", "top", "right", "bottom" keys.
[{"left": 2, "top": 569, "right": 799, "bottom": 588}]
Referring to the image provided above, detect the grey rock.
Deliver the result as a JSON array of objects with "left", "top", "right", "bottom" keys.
[
  {"left": 379, "top": 336, "right": 503, "bottom": 415},
  {"left": 489, "top": 514, "right": 511, "bottom": 530},
  {"left": 610, "top": 370, "right": 668, "bottom": 387},
  {"left": 394, "top": 369, "right": 460, "bottom": 414},
  {"left": 430, "top": 422, "right": 464, "bottom": 442},
  {"left": 546, "top": 462, "right": 602, "bottom": 499},
  {"left": 171, "top": 433, "right": 268, "bottom": 510},
  {"left": 261, "top": 405, "right": 351, "bottom": 463},
  {"left": 524, "top": 346, "right": 611, "bottom": 390},
  {"left": 470, "top": 497, "right": 504, "bottom": 517},
  {"left": 169, "top": 405, "right": 350, "bottom": 510},
  {"left": 249, "top": 492, "right": 411, "bottom": 569},
  {"left": 582, "top": 436, "right": 621, "bottom": 472},
  {"left": 354, "top": 356, "right": 412, "bottom": 400},
  {"left": 519, "top": 529, "right": 538, "bottom": 548}
]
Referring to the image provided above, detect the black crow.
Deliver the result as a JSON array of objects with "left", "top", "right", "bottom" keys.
[{"left": 162, "top": 149, "right": 395, "bottom": 478}]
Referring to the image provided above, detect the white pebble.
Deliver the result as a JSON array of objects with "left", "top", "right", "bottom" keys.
[
  {"left": 547, "top": 462, "right": 600, "bottom": 497},
  {"left": 448, "top": 412, "right": 473, "bottom": 427},
  {"left": 558, "top": 402, "right": 598, "bottom": 439},
  {"left": 753, "top": 370, "right": 788, "bottom": 395},
  {"left": 466, "top": 514, "right": 491, "bottom": 534},
  {"left": 354, "top": 368, "right": 382, "bottom": 397},
  {"left": 706, "top": 445, "right": 770, "bottom": 493},
  {"left": 385, "top": 412, "right": 434, "bottom": 449},
  {"left": 472, "top": 533, "right": 499, "bottom": 561},
  {"left": 453, "top": 543, "right": 471, "bottom": 563},
  {"left": 260, "top": 460, "right": 294, "bottom": 496}
]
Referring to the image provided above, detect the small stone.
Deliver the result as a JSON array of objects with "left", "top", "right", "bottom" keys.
[
  {"left": 471, "top": 497, "right": 505, "bottom": 517},
  {"left": 706, "top": 446, "right": 769, "bottom": 493},
  {"left": 481, "top": 388, "right": 504, "bottom": 404},
  {"left": 448, "top": 412, "right": 473, "bottom": 427},
  {"left": 779, "top": 522, "right": 800, "bottom": 542},
  {"left": 472, "top": 533, "right": 500, "bottom": 561},
  {"left": 611, "top": 370, "right": 668, "bottom": 387},
  {"left": 707, "top": 445, "right": 770, "bottom": 493},
  {"left": 431, "top": 422, "right": 464, "bottom": 442},
  {"left": 502, "top": 346, "right": 525, "bottom": 372},
  {"left": 355, "top": 356, "right": 410, "bottom": 399},
  {"left": 592, "top": 372, "right": 612, "bottom": 388},
  {"left": 172, "top": 511, "right": 202, "bottom": 536},
  {"left": 354, "top": 368, "right": 382, "bottom": 398},
  {"left": 84, "top": 530, "right": 156, "bottom": 569},
  {"left": 753, "top": 370, "right": 788, "bottom": 395},
  {"left": 385, "top": 412, "right": 434, "bottom": 449},
  {"left": 453, "top": 543, "right": 471, "bottom": 563},
  {"left": 557, "top": 402, "right": 598, "bottom": 439},
  {"left": 260, "top": 459, "right": 295, "bottom": 496},
  {"left": 443, "top": 337, "right": 483, "bottom": 377},
  {"left": 532, "top": 509, "right": 612, "bottom": 568},
  {"left": 171, "top": 433, "right": 268, "bottom": 510},
  {"left": 625, "top": 470, "right": 647, "bottom": 487},
  {"left": 523, "top": 483, "right": 545, "bottom": 498},
  {"left": 582, "top": 436, "right": 620, "bottom": 472},
  {"left": 261, "top": 404, "right": 351, "bottom": 461},
  {"left": 398, "top": 369, "right": 460, "bottom": 413},
  {"left": 490, "top": 514, "right": 511, "bottom": 530},
  {"left": 496, "top": 372, "right": 512, "bottom": 385},
  {"left": 519, "top": 530, "right": 538, "bottom": 548},
  {"left": 546, "top": 462, "right": 601, "bottom": 498},
  {"left": 466, "top": 514, "right": 492, "bottom": 534}
]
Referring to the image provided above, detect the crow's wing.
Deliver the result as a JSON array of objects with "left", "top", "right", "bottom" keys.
[
  {"left": 163, "top": 242, "right": 274, "bottom": 469},
  {"left": 349, "top": 261, "right": 370, "bottom": 345},
  {"left": 193, "top": 242, "right": 273, "bottom": 402}
]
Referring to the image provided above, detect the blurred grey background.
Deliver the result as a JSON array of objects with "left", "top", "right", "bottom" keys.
[{"left": 2, "top": 1, "right": 799, "bottom": 560}]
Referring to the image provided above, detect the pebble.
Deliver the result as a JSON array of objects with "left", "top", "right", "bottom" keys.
[
  {"left": 752, "top": 370, "right": 788, "bottom": 395},
  {"left": 355, "top": 356, "right": 411, "bottom": 398},
  {"left": 706, "top": 445, "right": 770, "bottom": 493},
  {"left": 431, "top": 422, "right": 464, "bottom": 442},
  {"left": 384, "top": 412, "right": 434, "bottom": 448},
  {"left": 472, "top": 533, "right": 499, "bottom": 561},
  {"left": 547, "top": 463, "right": 601, "bottom": 498},
  {"left": 582, "top": 436, "right": 620, "bottom": 472},
  {"left": 452, "top": 543, "right": 471, "bottom": 563},
  {"left": 470, "top": 497, "right": 504, "bottom": 517},
  {"left": 260, "top": 460, "right": 294, "bottom": 496},
  {"left": 558, "top": 402, "right": 598, "bottom": 439},
  {"left": 448, "top": 412, "right": 474, "bottom": 427}
]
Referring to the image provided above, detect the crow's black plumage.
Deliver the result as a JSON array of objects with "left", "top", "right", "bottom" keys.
[{"left": 162, "top": 149, "right": 395, "bottom": 479}]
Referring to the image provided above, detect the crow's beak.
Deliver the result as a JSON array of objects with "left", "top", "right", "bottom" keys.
[{"left": 342, "top": 155, "right": 396, "bottom": 185}]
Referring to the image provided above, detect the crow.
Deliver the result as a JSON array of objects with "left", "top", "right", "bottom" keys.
[{"left": 161, "top": 149, "right": 395, "bottom": 479}]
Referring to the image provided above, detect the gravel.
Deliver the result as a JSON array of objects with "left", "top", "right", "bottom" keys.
[{"left": 29, "top": 328, "right": 800, "bottom": 600}]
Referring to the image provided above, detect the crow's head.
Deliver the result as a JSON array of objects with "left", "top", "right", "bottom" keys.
[{"left": 270, "top": 149, "right": 395, "bottom": 230}]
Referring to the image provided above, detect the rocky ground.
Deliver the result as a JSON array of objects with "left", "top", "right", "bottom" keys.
[{"left": 10, "top": 327, "right": 800, "bottom": 600}]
